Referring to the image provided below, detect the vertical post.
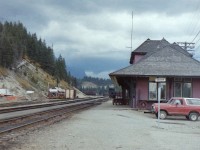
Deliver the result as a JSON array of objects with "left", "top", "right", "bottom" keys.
[
  {"left": 130, "top": 79, "right": 133, "bottom": 107},
  {"left": 157, "top": 83, "right": 161, "bottom": 127},
  {"left": 122, "top": 87, "right": 126, "bottom": 99},
  {"left": 127, "top": 11, "right": 134, "bottom": 52},
  {"left": 184, "top": 42, "right": 187, "bottom": 50}
]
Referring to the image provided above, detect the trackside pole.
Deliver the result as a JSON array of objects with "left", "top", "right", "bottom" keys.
[
  {"left": 155, "top": 78, "right": 165, "bottom": 128},
  {"left": 157, "top": 83, "right": 161, "bottom": 128}
]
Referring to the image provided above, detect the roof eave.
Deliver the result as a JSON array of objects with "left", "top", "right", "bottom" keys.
[{"left": 110, "top": 74, "right": 200, "bottom": 78}]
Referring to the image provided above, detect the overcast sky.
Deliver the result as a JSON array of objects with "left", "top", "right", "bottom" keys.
[{"left": 1, "top": 0, "right": 200, "bottom": 78}]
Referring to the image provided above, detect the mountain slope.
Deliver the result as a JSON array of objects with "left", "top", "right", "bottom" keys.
[{"left": 0, "top": 59, "right": 75, "bottom": 102}]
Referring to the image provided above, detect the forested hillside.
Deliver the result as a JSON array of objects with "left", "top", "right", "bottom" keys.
[
  {"left": 77, "top": 76, "right": 113, "bottom": 96},
  {"left": 79, "top": 76, "right": 112, "bottom": 86},
  {"left": 0, "top": 21, "right": 76, "bottom": 86}
]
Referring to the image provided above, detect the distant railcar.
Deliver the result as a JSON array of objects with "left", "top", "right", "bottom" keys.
[{"left": 47, "top": 87, "right": 76, "bottom": 99}]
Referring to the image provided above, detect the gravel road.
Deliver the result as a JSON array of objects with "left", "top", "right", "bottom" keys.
[{"left": 11, "top": 100, "right": 200, "bottom": 150}]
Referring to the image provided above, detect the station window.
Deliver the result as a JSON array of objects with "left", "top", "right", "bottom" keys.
[
  {"left": 174, "top": 82, "right": 192, "bottom": 98},
  {"left": 174, "top": 78, "right": 192, "bottom": 98},
  {"left": 149, "top": 82, "right": 166, "bottom": 101}
]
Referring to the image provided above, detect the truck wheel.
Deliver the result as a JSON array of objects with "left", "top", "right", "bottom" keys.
[
  {"left": 189, "top": 113, "right": 199, "bottom": 121},
  {"left": 159, "top": 111, "right": 167, "bottom": 119}
]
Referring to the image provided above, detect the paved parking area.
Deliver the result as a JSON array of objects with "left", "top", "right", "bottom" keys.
[{"left": 12, "top": 100, "right": 200, "bottom": 150}]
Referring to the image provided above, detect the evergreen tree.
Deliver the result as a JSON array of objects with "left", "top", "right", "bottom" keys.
[{"left": 0, "top": 21, "right": 76, "bottom": 86}]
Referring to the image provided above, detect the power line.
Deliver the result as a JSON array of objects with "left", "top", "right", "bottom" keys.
[
  {"left": 191, "top": 30, "right": 200, "bottom": 43},
  {"left": 188, "top": 12, "right": 200, "bottom": 38},
  {"left": 186, "top": 3, "right": 200, "bottom": 35},
  {"left": 194, "top": 35, "right": 200, "bottom": 46},
  {"left": 195, "top": 43, "right": 200, "bottom": 50},
  {"left": 186, "top": 1, "right": 200, "bottom": 43}
]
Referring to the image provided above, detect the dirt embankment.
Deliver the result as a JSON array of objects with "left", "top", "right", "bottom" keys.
[{"left": 0, "top": 60, "right": 62, "bottom": 103}]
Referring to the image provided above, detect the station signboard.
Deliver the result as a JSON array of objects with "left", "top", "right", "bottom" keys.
[{"left": 155, "top": 78, "right": 166, "bottom": 82}]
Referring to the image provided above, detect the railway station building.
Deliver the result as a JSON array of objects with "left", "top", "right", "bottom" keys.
[{"left": 109, "top": 38, "right": 200, "bottom": 109}]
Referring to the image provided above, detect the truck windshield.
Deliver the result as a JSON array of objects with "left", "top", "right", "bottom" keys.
[
  {"left": 167, "top": 99, "right": 182, "bottom": 105},
  {"left": 167, "top": 100, "right": 171, "bottom": 104},
  {"left": 167, "top": 99, "right": 174, "bottom": 104}
]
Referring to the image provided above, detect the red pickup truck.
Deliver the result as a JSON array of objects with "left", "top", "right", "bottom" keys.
[{"left": 151, "top": 97, "right": 200, "bottom": 121}]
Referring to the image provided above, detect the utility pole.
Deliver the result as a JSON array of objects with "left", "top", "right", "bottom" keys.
[
  {"left": 126, "top": 11, "right": 133, "bottom": 51},
  {"left": 130, "top": 11, "right": 133, "bottom": 51},
  {"left": 176, "top": 42, "right": 195, "bottom": 51}
]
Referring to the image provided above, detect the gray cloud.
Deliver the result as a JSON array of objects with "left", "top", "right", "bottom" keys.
[
  {"left": 46, "top": 0, "right": 200, "bottom": 15},
  {"left": 0, "top": 0, "right": 200, "bottom": 78}
]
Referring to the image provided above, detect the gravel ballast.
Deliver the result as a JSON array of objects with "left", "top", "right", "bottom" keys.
[{"left": 11, "top": 100, "right": 200, "bottom": 150}]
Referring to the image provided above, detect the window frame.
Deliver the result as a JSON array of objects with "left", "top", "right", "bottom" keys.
[
  {"left": 148, "top": 81, "right": 166, "bottom": 101},
  {"left": 174, "top": 78, "right": 192, "bottom": 98}
]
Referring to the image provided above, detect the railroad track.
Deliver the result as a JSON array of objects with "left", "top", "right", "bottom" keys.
[
  {"left": 0, "top": 97, "right": 104, "bottom": 114},
  {"left": 0, "top": 97, "right": 108, "bottom": 137}
]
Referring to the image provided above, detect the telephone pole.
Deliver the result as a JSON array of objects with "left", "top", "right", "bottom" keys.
[
  {"left": 126, "top": 11, "right": 133, "bottom": 51},
  {"left": 176, "top": 42, "right": 195, "bottom": 51}
]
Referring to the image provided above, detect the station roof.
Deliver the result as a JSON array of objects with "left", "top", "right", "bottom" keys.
[
  {"left": 129, "top": 38, "right": 192, "bottom": 64},
  {"left": 110, "top": 44, "right": 200, "bottom": 77},
  {"left": 133, "top": 38, "right": 169, "bottom": 53}
]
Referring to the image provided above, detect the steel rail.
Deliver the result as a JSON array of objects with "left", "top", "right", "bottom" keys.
[
  {"left": 0, "top": 97, "right": 108, "bottom": 136},
  {"left": 0, "top": 97, "right": 104, "bottom": 114}
]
